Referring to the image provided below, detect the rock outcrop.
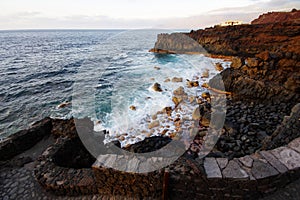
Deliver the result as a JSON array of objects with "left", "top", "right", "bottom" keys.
[
  {"left": 186, "top": 22, "right": 300, "bottom": 57},
  {"left": 179, "top": 10, "right": 300, "bottom": 104},
  {"left": 252, "top": 9, "right": 300, "bottom": 25},
  {"left": 209, "top": 51, "right": 300, "bottom": 104}
]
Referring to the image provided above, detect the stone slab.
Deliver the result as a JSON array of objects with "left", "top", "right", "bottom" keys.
[
  {"left": 216, "top": 158, "right": 228, "bottom": 170},
  {"left": 222, "top": 160, "right": 249, "bottom": 179},
  {"left": 251, "top": 159, "right": 279, "bottom": 180},
  {"left": 126, "top": 156, "right": 140, "bottom": 172},
  {"left": 239, "top": 155, "right": 253, "bottom": 168},
  {"left": 288, "top": 137, "right": 300, "bottom": 154},
  {"left": 259, "top": 151, "right": 288, "bottom": 173},
  {"left": 270, "top": 147, "right": 300, "bottom": 170},
  {"left": 204, "top": 157, "right": 222, "bottom": 178}
]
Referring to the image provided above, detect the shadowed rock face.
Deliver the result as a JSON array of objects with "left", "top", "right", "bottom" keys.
[{"left": 208, "top": 52, "right": 300, "bottom": 104}]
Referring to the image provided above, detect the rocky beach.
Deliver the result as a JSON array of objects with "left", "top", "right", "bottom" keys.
[{"left": 1, "top": 9, "right": 300, "bottom": 200}]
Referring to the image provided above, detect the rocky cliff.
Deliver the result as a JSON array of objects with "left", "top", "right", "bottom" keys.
[
  {"left": 185, "top": 22, "right": 300, "bottom": 57},
  {"left": 252, "top": 9, "right": 300, "bottom": 24},
  {"left": 150, "top": 10, "right": 300, "bottom": 105}
]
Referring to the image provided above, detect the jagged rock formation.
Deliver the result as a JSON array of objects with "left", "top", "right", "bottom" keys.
[
  {"left": 149, "top": 33, "right": 207, "bottom": 54},
  {"left": 185, "top": 22, "right": 300, "bottom": 57},
  {"left": 209, "top": 51, "right": 300, "bottom": 104},
  {"left": 252, "top": 9, "right": 300, "bottom": 24},
  {"left": 169, "top": 10, "right": 300, "bottom": 104}
]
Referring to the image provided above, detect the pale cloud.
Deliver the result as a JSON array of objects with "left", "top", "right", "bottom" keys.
[{"left": 0, "top": 0, "right": 299, "bottom": 30}]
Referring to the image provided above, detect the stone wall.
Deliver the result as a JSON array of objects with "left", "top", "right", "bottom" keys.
[
  {"left": 34, "top": 137, "right": 98, "bottom": 196},
  {"left": 93, "top": 158, "right": 164, "bottom": 199},
  {"left": 33, "top": 131, "right": 300, "bottom": 199},
  {"left": 2, "top": 117, "right": 300, "bottom": 199},
  {"left": 0, "top": 117, "right": 52, "bottom": 161},
  {"left": 167, "top": 137, "right": 300, "bottom": 199},
  {"left": 262, "top": 103, "right": 300, "bottom": 150}
]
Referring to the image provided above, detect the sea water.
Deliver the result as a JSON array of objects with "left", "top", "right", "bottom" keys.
[{"left": 0, "top": 29, "right": 230, "bottom": 145}]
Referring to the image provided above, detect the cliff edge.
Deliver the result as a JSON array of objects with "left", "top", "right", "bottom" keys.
[
  {"left": 252, "top": 8, "right": 300, "bottom": 24},
  {"left": 150, "top": 10, "right": 300, "bottom": 105}
]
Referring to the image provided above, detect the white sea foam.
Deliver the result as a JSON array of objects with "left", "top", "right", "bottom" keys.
[{"left": 97, "top": 55, "right": 231, "bottom": 147}]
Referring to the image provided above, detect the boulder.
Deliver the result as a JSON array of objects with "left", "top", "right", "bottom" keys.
[
  {"left": 173, "top": 86, "right": 185, "bottom": 96},
  {"left": 192, "top": 107, "right": 201, "bottom": 120},
  {"left": 187, "top": 80, "right": 199, "bottom": 88},
  {"left": 201, "top": 69, "right": 209, "bottom": 78},
  {"left": 172, "top": 77, "right": 183, "bottom": 82},
  {"left": 215, "top": 63, "right": 224, "bottom": 71},
  {"left": 162, "top": 107, "right": 173, "bottom": 116},
  {"left": 172, "top": 96, "right": 183, "bottom": 107},
  {"left": 148, "top": 120, "right": 160, "bottom": 129},
  {"left": 129, "top": 105, "right": 136, "bottom": 111},
  {"left": 152, "top": 83, "right": 163, "bottom": 92}
]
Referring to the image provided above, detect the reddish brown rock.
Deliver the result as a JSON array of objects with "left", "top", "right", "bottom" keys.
[{"left": 251, "top": 9, "right": 300, "bottom": 25}]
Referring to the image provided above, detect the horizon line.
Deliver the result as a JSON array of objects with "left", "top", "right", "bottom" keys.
[{"left": 0, "top": 28, "right": 191, "bottom": 32}]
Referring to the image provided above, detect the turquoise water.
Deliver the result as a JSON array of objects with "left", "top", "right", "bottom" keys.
[{"left": 0, "top": 29, "right": 230, "bottom": 144}]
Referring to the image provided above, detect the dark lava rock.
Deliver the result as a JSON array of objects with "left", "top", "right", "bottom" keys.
[
  {"left": 53, "top": 137, "right": 96, "bottom": 168},
  {"left": 124, "top": 136, "right": 172, "bottom": 153}
]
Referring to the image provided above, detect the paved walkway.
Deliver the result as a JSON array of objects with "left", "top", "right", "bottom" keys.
[
  {"left": 1, "top": 162, "right": 300, "bottom": 200},
  {"left": 1, "top": 135, "right": 300, "bottom": 199}
]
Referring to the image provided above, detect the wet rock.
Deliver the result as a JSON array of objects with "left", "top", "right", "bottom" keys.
[
  {"left": 172, "top": 77, "right": 183, "bottom": 82},
  {"left": 129, "top": 105, "right": 136, "bottom": 111},
  {"left": 152, "top": 114, "right": 158, "bottom": 120},
  {"left": 154, "top": 66, "right": 161, "bottom": 70},
  {"left": 162, "top": 107, "right": 172, "bottom": 116},
  {"left": 201, "top": 69, "right": 209, "bottom": 78},
  {"left": 164, "top": 78, "right": 171, "bottom": 82},
  {"left": 173, "top": 86, "right": 185, "bottom": 96},
  {"left": 192, "top": 107, "right": 201, "bottom": 121},
  {"left": 148, "top": 120, "right": 160, "bottom": 129},
  {"left": 187, "top": 80, "right": 199, "bottom": 88},
  {"left": 152, "top": 83, "right": 163, "bottom": 92},
  {"left": 215, "top": 63, "right": 224, "bottom": 71},
  {"left": 201, "top": 114, "right": 211, "bottom": 127},
  {"left": 172, "top": 96, "right": 183, "bottom": 107},
  {"left": 201, "top": 92, "right": 211, "bottom": 101},
  {"left": 189, "top": 96, "right": 195, "bottom": 103}
]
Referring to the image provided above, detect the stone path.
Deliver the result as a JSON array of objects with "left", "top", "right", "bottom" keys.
[
  {"left": 0, "top": 163, "right": 103, "bottom": 200},
  {"left": 1, "top": 134, "right": 300, "bottom": 199},
  {"left": 1, "top": 162, "right": 300, "bottom": 200}
]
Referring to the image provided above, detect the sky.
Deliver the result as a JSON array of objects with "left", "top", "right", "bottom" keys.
[{"left": 0, "top": 0, "right": 299, "bottom": 30}]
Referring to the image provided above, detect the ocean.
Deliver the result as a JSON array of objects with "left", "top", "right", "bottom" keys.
[{"left": 0, "top": 29, "right": 230, "bottom": 146}]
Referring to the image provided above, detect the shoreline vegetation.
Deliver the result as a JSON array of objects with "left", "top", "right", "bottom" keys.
[{"left": 0, "top": 9, "right": 300, "bottom": 199}]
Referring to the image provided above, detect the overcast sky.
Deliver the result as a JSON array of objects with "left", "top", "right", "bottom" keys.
[{"left": 0, "top": 0, "right": 299, "bottom": 30}]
